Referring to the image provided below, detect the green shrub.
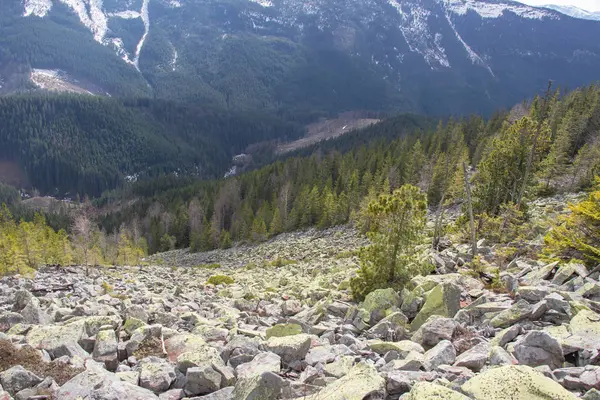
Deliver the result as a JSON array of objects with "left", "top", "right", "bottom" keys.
[{"left": 206, "top": 275, "right": 234, "bottom": 285}]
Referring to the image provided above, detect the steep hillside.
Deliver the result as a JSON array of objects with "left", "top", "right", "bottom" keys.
[
  {"left": 3, "top": 0, "right": 600, "bottom": 115},
  {"left": 0, "top": 94, "right": 302, "bottom": 196}
]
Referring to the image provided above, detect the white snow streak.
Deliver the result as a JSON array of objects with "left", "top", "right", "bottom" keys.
[
  {"left": 444, "top": 12, "right": 494, "bottom": 77},
  {"left": 387, "top": 0, "right": 450, "bottom": 68},
  {"left": 248, "top": 0, "right": 273, "bottom": 7},
  {"left": 108, "top": 10, "right": 141, "bottom": 19},
  {"left": 132, "top": 0, "right": 151, "bottom": 70}
]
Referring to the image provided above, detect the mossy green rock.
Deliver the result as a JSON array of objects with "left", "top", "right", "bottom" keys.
[
  {"left": 305, "top": 362, "right": 385, "bottom": 400},
  {"left": 461, "top": 365, "right": 578, "bottom": 400},
  {"left": 367, "top": 340, "right": 424, "bottom": 355},
  {"left": 265, "top": 323, "right": 303, "bottom": 339},
  {"left": 123, "top": 318, "right": 146, "bottom": 335},
  {"left": 410, "top": 283, "right": 461, "bottom": 330},
  {"left": 405, "top": 382, "right": 469, "bottom": 400},
  {"left": 233, "top": 371, "right": 286, "bottom": 400},
  {"left": 490, "top": 300, "right": 532, "bottom": 328},
  {"left": 176, "top": 345, "right": 223, "bottom": 373},
  {"left": 25, "top": 321, "right": 85, "bottom": 352},
  {"left": 361, "top": 288, "right": 402, "bottom": 324}
]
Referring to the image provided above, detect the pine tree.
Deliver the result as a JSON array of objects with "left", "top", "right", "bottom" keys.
[
  {"left": 351, "top": 185, "right": 429, "bottom": 300},
  {"left": 269, "top": 206, "right": 283, "bottom": 237}
]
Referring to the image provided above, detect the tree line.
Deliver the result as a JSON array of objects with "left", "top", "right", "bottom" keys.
[{"left": 96, "top": 84, "right": 600, "bottom": 255}]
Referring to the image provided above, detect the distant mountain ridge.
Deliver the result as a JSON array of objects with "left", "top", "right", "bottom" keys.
[
  {"left": 541, "top": 4, "right": 600, "bottom": 21},
  {"left": 2, "top": 0, "right": 600, "bottom": 115}
]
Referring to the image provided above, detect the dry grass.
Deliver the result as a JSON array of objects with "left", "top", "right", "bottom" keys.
[{"left": 0, "top": 340, "right": 83, "bottom": 385}]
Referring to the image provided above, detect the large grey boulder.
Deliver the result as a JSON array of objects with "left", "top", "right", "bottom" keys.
[
  {"left": 235, "top": 352, "right": 281, "bottom": 380},
  {"left": 461, "top": 365, "right": 577, "bottom": 400},
  {"left": 303, "top": 363, "right": 386, "bottom": 400},
  {"left": 264, "top": 334, "right": 312, "bottom": 364},
  {"left": 232, "top": 371, "right": 288, "bottom": 400},
  {"left": 360, "top": 288, "right": 402, "bottom": 325},
  {"left": 305, "top": 344, "right": 353, "bottom": 366},
  {"left": 185, "top": 364, "right": 222, "bottom": 396},
  {"left": 423, "top": 340, "right": 456, "bottom": 371},
  {"left": 93, "top": 329, "right": 118, "bottom": 371},
  {"left": 411, "top": 283, "right": 461, "bottom": 330},
  {"left": 412, "top": 316, "right": 458, "bottom": 348},
  {"left": 138, "top": 356, "right": 177, "bottom": 393},
  {"left": 454, "top": 342, "right": 490, "bottom": 372},
  {"left": 0, "top": 366, "right": 42, "bottom": 395},
  {"left": 189, "top": 387, "right": 234, "bottom": 400},
  {"left": 57, "top": 364, "right": 118, "bottom": 399},
  {"left": 90, "top": 379, "right": 160, "bottom": 400},
  {"left": 513, "top": 331, "right": 564, "bottom": 370}
]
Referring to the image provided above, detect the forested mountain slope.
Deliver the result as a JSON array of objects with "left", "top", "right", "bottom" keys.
[
  {"left": 0, "top": 94, "right": 302, "bottom": 196},
  {"left": 92, "top": 85, "right": 600, "bottom": 254}
]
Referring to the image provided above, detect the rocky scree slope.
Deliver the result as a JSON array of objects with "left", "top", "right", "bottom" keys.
[
  {"left": 2, "top": 197, "right": 600, "bottom": 399},
  {"left": 5, "top": 0, "right": 600, "bottom": 114}
]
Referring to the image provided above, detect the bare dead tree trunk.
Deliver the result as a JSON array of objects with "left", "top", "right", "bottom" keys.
[
  {"left": 463, "top": 162, "right": 477, "bottom": 257},
  {"left": 516, "top": 80, "right": 553, "bottom": 209}
]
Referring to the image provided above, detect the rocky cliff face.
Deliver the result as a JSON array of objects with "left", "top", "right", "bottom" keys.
[
  {"left": 5, "top": 0, "right": 600, "bottom": 114},
  {"left": 1, "top": 195, "right": 600, "bottom": 399}
]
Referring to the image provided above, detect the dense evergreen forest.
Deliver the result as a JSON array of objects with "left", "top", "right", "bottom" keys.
[
  {"left": 0, "top": 94, "right": 303, "bottom": 196},
  {"left": 1, "top": 84, "right": 600, "bottom": 276},
  {"left": 88, "top": 85, "right": 600, "bottom": 255}
]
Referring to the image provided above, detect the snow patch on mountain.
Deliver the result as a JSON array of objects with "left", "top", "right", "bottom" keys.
[
  {"left": 445, "top": 0, "right": 558, "bottom": 19},
  {"left": 108, "top": 10, "right": 141, "bottom": 19},
  {"left": 249, "top": 0, "right": 273, "bottom": 7},
  {"left": 387, "top": 0, "right": 450, "bottom": 68},
  {"left": 445, "top": 12, "right": 494, "bottom": 76},
  {"left": 23, "top": 0, "right": 52, "bottom": 17},
  {"left": 58, "top": 0, "right": 108, "bottom": 42}
]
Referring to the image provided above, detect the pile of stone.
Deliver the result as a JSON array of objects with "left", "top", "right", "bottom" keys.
[{"left": 1, "top": 224, "right": 600, "bottom": 399}]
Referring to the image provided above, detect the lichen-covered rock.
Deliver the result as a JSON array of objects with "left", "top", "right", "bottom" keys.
[
  {"left": 264, "top": 334, "right": 312, "bottom": 364},
  {"left": 490, "top": 300, "right": 532, "bottom": 328},
  {"left": 367, "top": 340, "right": 424, "bottom": 356},
  {"left": 361, "top": 288, "right": 402, "bottom": 324},
  {"left": 138, "top": 356, "right": 177, "bottom": 393},
  {"left": 0, "top": 366, "right": 42, "bottom": 395},
  {"left": 365, "top": 312, "right": 408, "bottom": 341},
  {"left": 93, "top": 329, "right": 118, "bottom": 371},
  {"left": 25, "top": 321, "right": 86, "bottom": 355},
  {"left": 304, "top": 363, "right": 385, "bottom": 400},
  {"left": 123, "top": 318, "right": 146, "bottom": 335},
  {"left": 232, "top": 371, "right": 287, "bottom": 400},
  {"left": 176, "top": 344, "right": 223, "bottom": 374},
  {"left": 265, "top": 323, "right": 302, "bottom": 339},
  {"left": 569, "top": 309, "right": 600, "bottom": 347},
  {"left": 57, "top": 365, "right": 118, "bottom": 399},
  {"left": 461, "top": 365, "right": 578, "bottom": 400},
  {"left": 410, "top": 283, "right": 461, "bottom": 330},
  {"left": 405, "top": 382, "right": 469, "bottom": 400}
]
